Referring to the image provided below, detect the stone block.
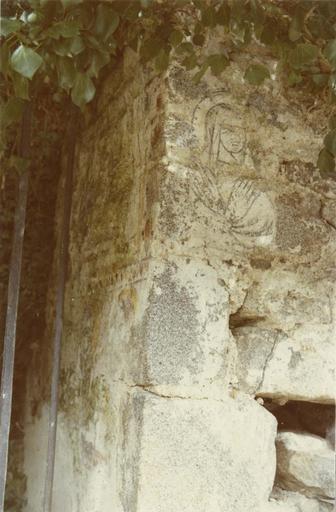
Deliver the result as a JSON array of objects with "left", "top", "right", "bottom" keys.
[
  {"left": 237, "top": 272, "right": 333, "bottom": 329},
  {"left": 275, "top": 432, "right": 335, "bottom": 500},
  {"left": 122, "top": 389, "right": 276, "bottom": 512},
  {"left": 270, "top": 488, "right": 334, "bottom": 512},
  {"left": 100, "top": 257, "right": 236, "bottom": 395},
  {"left": 234, "top": 326, "right": 335, "bottom": 403}
]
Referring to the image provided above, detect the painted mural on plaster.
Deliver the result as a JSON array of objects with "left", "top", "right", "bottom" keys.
[{"left": 191, "top": 91, "right": 276, "bottom": 247}]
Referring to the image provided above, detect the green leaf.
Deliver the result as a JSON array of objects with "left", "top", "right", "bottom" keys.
[
  {"left": 73, "top": 48, "right": 90, "bottom": 70},
  {"left": 192, "top": 33, "right": 205, "bottom": 46},
  {"left": 12, "top": 72, "right": 29, "bottom": 99},
  {"left": 20, "top": 11, "right": 29, "bottom": 23},
  {"left": 250, "top": 0, "right": 265, "bottom": 26},
  {"left": 244, "top": 63, "right": 270, "bottom": 85},
  {"left": 324, "top": 129, "right": 336, "bottom": 156},
  {"left": 123, "top": 4, "right": 141, "bottom": 21},
  {"left": 29, "top": 24, "right": 43, "bottom": 40},
  {"left": 169, "top": 29, "right": 183, "bottom": 47},
  {"left": 57, "top": 57, "right": 76, "bottom": 89},
  {"left": 155, "top": 49, "right": 169, "bottom": 72},
  {"left": 288, "top": 7, "right": 305, "bottom": 42},
  {"left": 287, "top": 70, "right": 302, "bottom": 86},
  {"left": 53, "top": 36, "right": 84, "bottom": 56},
  {"left": 140, "top": 38, "right": 162, "bottom": 61},
  {"left": 288, "top": 17, "right": 302, "bottom": 42},
  {"left": 10, "top": 45, "right": 43, "bottom": 79},
  {"left": 71, "top": 72, "right": 95, "bottom": 108},
  {"left": 1, "top": 98, "right": 25, "bottom": 128},
  {"left": 207, "top": 54, "right": 229, "bottom": 76},
  {"left": 289, "top": 43, "right": 319, "bottom": 69},
  {"left": 175, "top": 42, "right": 193, "bottom": 55},
  {"left": 94, "top": 4, "right": 119, "bottom": 41},
  {"left": 324, "top": 40, "right": 336, "bottom": 69},
  {"left": 44, "top": 20, "right": 80, "bottom": 39},
  {"left": 85, "top": 35, "right": 101, "bottom": 50},
  {"left": 27, "top": 12, "right": 39, "bottom": 23},
  {"left": 317, "top": 148, "right": 335, "bottom": 174},
  {"left": 87, "top": 51, "right": 110, "bottom": 78},
  {"left": 68, "top": 36, "right": 85, "bottom": 55},
  {"left": 182, "top": 53, "right": 197, "bottom": 71},
  {"left": 0, "top": 18, "right": 22, "bottom": 37}
]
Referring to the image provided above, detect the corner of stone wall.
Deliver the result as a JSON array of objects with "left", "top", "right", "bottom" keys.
[{"left": 22, "top": 39, "right": 335, "bottom": 512}]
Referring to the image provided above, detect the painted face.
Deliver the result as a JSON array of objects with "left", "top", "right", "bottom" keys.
[
  {"left": 219, "top": 126, "right": 245, "bottom": 155},
  {"left": 205, "top": 106, "right": 245, "bottom": 164}
]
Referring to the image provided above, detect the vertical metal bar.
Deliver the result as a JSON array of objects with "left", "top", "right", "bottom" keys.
[
  {"left": 0, "top": 103, "right": 32, "bottom": 511},
  {"left": 43, "top": 108, "right": 78, "bottom": 512}
]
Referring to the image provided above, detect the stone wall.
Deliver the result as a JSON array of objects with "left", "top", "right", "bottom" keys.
[{"left": 23, "top": 46, "right": 335, "bottom": 512}]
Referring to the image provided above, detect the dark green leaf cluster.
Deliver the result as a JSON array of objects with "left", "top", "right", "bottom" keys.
[
  {"left": 136, "top": 0, "right": 336, "bottom": 173},
  {"left": 1, "top": 0, "right": 336, "bottom": 175},
  {"left": 0, "top": 0, "right": 133, "bottom": 166},
  {"left": 0, "top": 0, "right": 123, "bottom": 111}
]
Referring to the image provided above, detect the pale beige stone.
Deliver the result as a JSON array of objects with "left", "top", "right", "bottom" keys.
[
  {"left": 96, "top": 257, "right": 236, "bottom": 395},
  {"left": 234, "top": 325, "right": 335, "bottom": 403},
  {"left": 270, "top": 487, "right": 335, "bottom": 512},
  {"left": 276, "top": 432, "right": 335, "bottom": 500},
  {"left": 131, "top": 390, "right": 277, "bottom": 512}
]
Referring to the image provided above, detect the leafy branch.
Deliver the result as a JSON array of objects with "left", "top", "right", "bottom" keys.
[{"left": 1, "top": 0, "right": 336, "bottom": 175}]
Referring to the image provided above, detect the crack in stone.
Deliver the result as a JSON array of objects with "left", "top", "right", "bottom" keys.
[
  {"left": 133, "top": 386, "right": 207, "bottom": 401},
  {"left": 111, "top": 379, "right": 227, "bottom": 402},
  {"left": 255, "top": 331, "right": 281, "bottom": 394}
]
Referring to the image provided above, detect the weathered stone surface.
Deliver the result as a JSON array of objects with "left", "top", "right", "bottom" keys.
[
  {"left": 5, "top": 439, "right": 26, "bottom": 512},
  {"left": 275, "top": 432, "right": 335, "bottom": 500},
  {"left": 95, "top": 257, "right": 236, "bottom": 396},
  {"left": 24, "top": 402, "right": 117, "bottom": 512},
  {"left": 235, "top": 271, "right": 334, "bottom": 329},
  {"left": 23, "top": 406, "right": 49, "bottom": 512},
  {"left": 127, "top": 390, "right": 276, "bottom": 512},
  {"left": 234, "top": 325, "right": 335, "bottom": 403},
  {"left": 22, "top": 39, "right": 336, "bottom": 512},
  {"left": 24, "top": 384, "right": 277, "bottom": 512},
  {"left": 161, "top": 58, "right": 336, "bottom": 409},
  {"left": 322, "top": 200, "right": 336, "bottom": 230},
  {"left": 270, "top": 487, "right": 334, "bottom": 512}
]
